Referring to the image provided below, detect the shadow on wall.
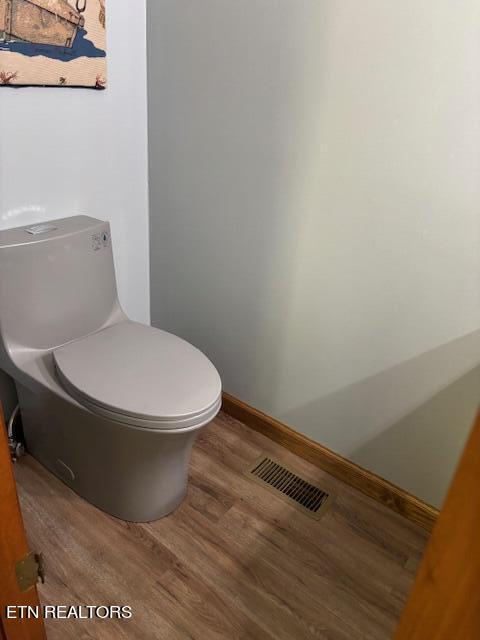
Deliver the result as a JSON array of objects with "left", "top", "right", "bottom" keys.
[
  {"left": 350, "top": 365, "right": 479, "bottom": 508},
  {"left": 280, "top": 330, "right": 480, "bottom": 508}
]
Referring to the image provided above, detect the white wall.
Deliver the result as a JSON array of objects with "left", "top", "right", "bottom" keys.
[
  {"left": 0, "top": 1, "right": 150, "bottom": 419},
  {"left": 0, "top": 1, "right": 150, "bottom": 325},
  {"left": 148, "top": 0, "right": 480, "bottom": 506}
]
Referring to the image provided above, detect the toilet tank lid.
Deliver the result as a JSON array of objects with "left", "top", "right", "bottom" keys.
[
  {"left": 53, "top": 321, "right": 222, "bottom": 424},
  {"left": 0, "top": 215, "right": 104, "bottom": 249}
]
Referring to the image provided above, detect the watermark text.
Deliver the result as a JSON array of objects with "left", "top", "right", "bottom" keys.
[{"left": 5, "top": 605, "right": 132, "bottom": 619}]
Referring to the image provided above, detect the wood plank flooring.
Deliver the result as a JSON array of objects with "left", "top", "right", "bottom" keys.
[{"left": 14, "top": 412, "right": 429, "bottom": 640}]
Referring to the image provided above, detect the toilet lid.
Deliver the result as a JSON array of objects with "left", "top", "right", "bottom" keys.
[{"left": 53, "top": 321, "right": 222, "bottom": 429}]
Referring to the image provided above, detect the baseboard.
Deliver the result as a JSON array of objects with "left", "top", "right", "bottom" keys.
[{"left": 222, "top": 392, "right": 438, "bottom": 532}]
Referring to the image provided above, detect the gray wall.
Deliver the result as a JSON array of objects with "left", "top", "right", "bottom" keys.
[
  {"left": 148, "top": 0, "right": 480, "bottom": 507},
  {"left": 350, "top": 362, "right": 479, "bottom": 508}
]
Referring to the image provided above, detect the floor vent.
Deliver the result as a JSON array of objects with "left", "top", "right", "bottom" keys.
[{"left": 245, "top": 455, "right": 330, "bottom": 520}]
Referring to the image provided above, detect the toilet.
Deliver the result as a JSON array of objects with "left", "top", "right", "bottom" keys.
[{"left": 0, "top": 216, "right": 221, "bottom": 521}]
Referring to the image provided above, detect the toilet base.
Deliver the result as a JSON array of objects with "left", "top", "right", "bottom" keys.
[{"left": 16, "top": 382, "right": 203, "bottom": 522}]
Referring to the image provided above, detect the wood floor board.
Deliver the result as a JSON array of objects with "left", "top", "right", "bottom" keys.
[
  {"left": 145, "top": 514, "right": 356, "bottom": 640},
  {"left": 194, "top": 419, "right": 424, "bottom": 581},
  {"left": 183, "top": 476, "right": 412, "bottom": 639},
  {"left": 14, "top": 411, "right": 429, "bottom": 640},
  {"left": 189, "top": 446, "right": 414, "bottom": 606},
  {"left": 211, "top": 497, "right": 412, "bottom": 611},
  {"left": 217, "top": 412, "right": 429, "bottom": 553},
  {"left": 177, "top": 499, "right": 396, "bottom": 640}
]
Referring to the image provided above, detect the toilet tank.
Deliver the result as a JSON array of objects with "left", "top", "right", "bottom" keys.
[{"left": 0, "top": 216, "right": 124, "bottom": 353}]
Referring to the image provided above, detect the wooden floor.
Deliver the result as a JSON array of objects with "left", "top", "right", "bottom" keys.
[{"left": 14, "top": 411, "right": 429, "bottom": 640}]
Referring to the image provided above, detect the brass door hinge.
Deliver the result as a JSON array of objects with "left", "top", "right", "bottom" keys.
[{"left": 15, "top": 552, "right": 45, "bottom": 592}]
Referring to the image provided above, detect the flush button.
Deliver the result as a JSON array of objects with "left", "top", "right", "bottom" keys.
[{"left": 25, "top": 223, "right": 58, "bottom": 235}]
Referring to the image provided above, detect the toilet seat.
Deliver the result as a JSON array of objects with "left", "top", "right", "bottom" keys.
[{"left": 53, "top": 321, "right": 222, "bottom": 431}]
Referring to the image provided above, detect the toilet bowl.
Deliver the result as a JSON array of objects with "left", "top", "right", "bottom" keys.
[{"left": 0, "top": 215, "right": 221, "bottom": 521}]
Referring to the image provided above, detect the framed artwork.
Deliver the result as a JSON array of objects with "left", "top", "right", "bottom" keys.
[{"left": 0, "top": 0, "right": 106, "bottom": 88}]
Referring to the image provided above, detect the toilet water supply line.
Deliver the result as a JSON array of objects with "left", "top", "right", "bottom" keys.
[{"left": 7, "top": 404, "right": 19, "bottom": 440}]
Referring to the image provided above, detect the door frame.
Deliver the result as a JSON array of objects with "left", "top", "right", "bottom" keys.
[
  {"left": 0, "top": 404, "right": 46, "bottom": 640},
  {"left": 395, "top": 410, "right": 480, "bottom": 639}
]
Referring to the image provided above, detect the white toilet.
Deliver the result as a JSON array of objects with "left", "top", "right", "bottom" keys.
[{"left": 0, "top": 216, "right": 221, "bottom": 521}]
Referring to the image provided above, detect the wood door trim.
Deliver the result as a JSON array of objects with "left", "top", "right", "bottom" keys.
[
  {"left": 0, "top": 404, "right": 46, "bottom": 640},
  {"left": 394, "top": 411, "right": 480, "bottom": 639},
  {"left": 222, "top": 392, "right": 438, "bottom": 531}
]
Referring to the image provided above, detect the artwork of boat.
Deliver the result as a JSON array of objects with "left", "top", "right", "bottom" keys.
[{"left": 0, "top": 0, "right": 85, "bottom": 48}]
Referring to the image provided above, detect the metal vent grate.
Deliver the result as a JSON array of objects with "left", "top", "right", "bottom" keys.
[{"left": 245, "top": 455, "right": 330, "bottom": 520}]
